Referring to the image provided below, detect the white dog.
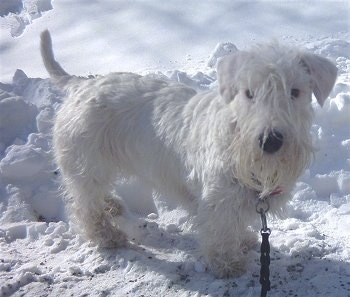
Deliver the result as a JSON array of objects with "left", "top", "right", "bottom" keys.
[{"left": 40, "top": 30, "right": 337, "bottom": 277}]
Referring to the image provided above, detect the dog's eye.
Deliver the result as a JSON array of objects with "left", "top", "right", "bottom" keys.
[
  {"left": 291, "top": 88, "right": 300, "bottom": 99},
  {"left": 245, "top": 90, "right": 254, "bottom": 99}
]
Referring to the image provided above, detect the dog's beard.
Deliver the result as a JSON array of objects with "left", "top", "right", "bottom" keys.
[{"left": 229, "top": 135, "right": 313, "bottom": 197}]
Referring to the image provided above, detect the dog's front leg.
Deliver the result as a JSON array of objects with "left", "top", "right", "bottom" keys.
[{"left": 196, "top": 182, "right": 257, "bottom": 277}]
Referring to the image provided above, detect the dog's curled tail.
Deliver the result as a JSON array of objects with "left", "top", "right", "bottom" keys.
[{"left": 40, "top": 29, "right": 70, "bottom": 80}]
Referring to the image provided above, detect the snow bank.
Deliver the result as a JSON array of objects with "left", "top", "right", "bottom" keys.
[
  {"left": 0, "top": 68, "right": 64, "bottom": 224},
  {"left": 0, "top": 0, "right": 52, "bottom": 37}
]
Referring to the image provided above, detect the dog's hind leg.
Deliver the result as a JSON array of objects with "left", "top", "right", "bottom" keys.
[
  {"left": 58, "top": 150, "right": 148, "bottom": 247},
  {"left": 64, "top": 175, "right": 129, "bottom": 248}
]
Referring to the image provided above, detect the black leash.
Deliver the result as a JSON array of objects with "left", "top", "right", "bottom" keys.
[{"left": 257, "top": 199, "right": 271, "bottom": 297}]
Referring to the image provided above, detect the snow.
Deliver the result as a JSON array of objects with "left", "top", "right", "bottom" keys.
[{"left": 0, "top": 1, "right": 349, "bottom": 296}]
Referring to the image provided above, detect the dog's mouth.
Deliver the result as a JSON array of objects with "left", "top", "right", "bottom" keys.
[
  {"left": 250, "top": 173, "right": 284, "bottom": 198},
  {"left": 266, "top": 186, "right": 283, "bottom": 197},
  {"left": 232, "top": 131, "right": 311, "bottom": 198},
  {"left": 258, "top": 185, "right": 284, "bottom": 199}
]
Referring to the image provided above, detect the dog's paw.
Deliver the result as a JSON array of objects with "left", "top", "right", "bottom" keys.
[
  {"left": 205, "top": 251, "right": 247, "bottom": 277},
  {"left": 241, "top": 231, "right": 258, "bottom": 253},
  {"left": 88, "top": 215, "right": 128, "bottom": 248},
  {"left": 205, "top": 233, "right": 256, "bottom": 276}
]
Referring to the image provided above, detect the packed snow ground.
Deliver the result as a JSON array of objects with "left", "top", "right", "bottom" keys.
[{"left": 0, "top": 1, "right": 350, "bottom": 297}]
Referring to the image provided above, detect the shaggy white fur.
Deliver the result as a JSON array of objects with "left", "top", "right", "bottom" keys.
[{"left": 40, "top": 30, "right": 337, "bottom": 277}]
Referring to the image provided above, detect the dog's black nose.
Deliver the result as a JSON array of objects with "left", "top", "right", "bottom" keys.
[{"left": 259, "top": 130, "right": 284, "bottom": 153}]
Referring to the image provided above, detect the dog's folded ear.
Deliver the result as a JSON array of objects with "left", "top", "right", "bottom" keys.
[
  {"left": 217, "top": 52, "right": 243, "bottom": 104},
  {"left": 300, "top": 53, "right": 338, "bottom": 107}
]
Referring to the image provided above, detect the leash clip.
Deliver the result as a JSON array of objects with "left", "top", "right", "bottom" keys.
[{"left": 256, "top": 199, "right": 270, "bottom": 233}]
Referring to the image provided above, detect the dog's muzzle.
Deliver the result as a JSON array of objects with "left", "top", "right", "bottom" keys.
[{"left": 259, "top": 130, "right": 284, "bottom": 154}]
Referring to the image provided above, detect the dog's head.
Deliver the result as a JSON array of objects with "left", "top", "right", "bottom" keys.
[{"left": 217, "top": 43, "right": 337, "bottom": 196}]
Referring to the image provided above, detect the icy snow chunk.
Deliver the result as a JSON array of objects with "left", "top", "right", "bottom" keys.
[
  {"left": 23, "top": 0, "right": 53, "bottom": 20},
  {"left": 330, "top": 193, "right": 347, "bottom": 208},
  {"left": 337, "top": 171, "right": 350, "bottom": 194},
  {"left": 329, "top": 93, "right": 350, "bottom": 112},
  {"left": 293, "top": 182, "right": 318, "bottom": 201},
  {"left": 124, "top": 261, "right": 135, "bottom": 274},
  {"left": 18, "top": 263, "right": 42, "bottom": 275},
  {"left": 12, "top": 70, "right": 63, "bottom": 107},
  {"left": 69, "top": 266, "right": 83, "bottom": 276},
  {"left": 147, "top": 213, "right": 158, "bottom": 220},
  {"left": 27, "top": 222, "right": 47, "bottom": 241},
  {"left": 0, "top": 95, "right": 38, "bottom": 149},
  {"left": 13, "top": 69, "right": 28, "bottom": 86},
  {"left": 3, "top": 223, "right": 27, "bottom": 242},
  {"left": 44, "top": 238, "right": 54, "bottom": 246},
  {"left": 0, "top": 186, "right": 37, "bottom": 223},
  {"left": 307, "top": 38, "right": 350, "bottom": 60},
  {"left": 0, "top": 260, "right": 11, "bottom": 273},
  {"left": 342, "top": 139, "right": 350, "bottom": 149},
  {"left": 36, "top": 107, "right": 55, "bottom": 134},
  {"left": 0, "top": 144, "right": 48, "bottom": 180},
  {"left": 0, "top": 0, "right": 53, "bottom": 37},
  {"left": 45, "top": 221, "right": 69, "bottom": 237},
  {"left": 27, "top": 133, "right": 50, "bottom": 151},
  {"left": 50, "top": 239, "right": 69, "bottom": 254},
  {"left": 1, "top": 222, "right": 46, "bottom": 242},
  {"left": 331, "top": 82, "right": 350, "bottom": 95},
  {"left": 168, "top": 70, "right": 214, "bottom": 90},
  {"left": 2, "top": 14, "right": 28, "bottom": 37},
  {"left": 207, "top": 42, "right": 238, "bottom": 68},
  {"left": 320, "top": 93, "right": 350, "bottom": 128},
  {"left": 31, "top": 190, "right": 64, "bottom": 222},
  {"left": 338, "top": 201, "right": 350, "bottom": 215},
  {"left": 284, "top": 219, "right": 300, "bottom": 231},
  {"left": 310, "top": 174, "right": 338, "bottom": 198}
]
